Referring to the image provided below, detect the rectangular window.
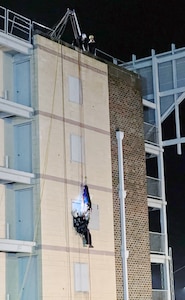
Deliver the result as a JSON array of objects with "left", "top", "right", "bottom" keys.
[
  {"left": 74, "top": 263, "right": 89, "bottom": 292},
  {"left": 14, "top": 122, "right": 32, "bottom": 172},
  {"left": 15, "top": 188, "right": 33, "bottom": 241},
  {"left": 13, "top": 54, "right": 31, "bottom": 106},
  {"left": 68, "top": 76, "right": 82, "bottom": 104},
  {"left": 70, "top": 134, "right": 84, "bottom": 163},
  {"left": 89, "top": 203, "right": 99, "bottom": 230},
  {"left": 18, "top": 256, "right": 38, "bottom": 299}
]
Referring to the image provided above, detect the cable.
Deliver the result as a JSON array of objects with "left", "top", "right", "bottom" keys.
[
  {"left": 174, "top": 265, "right": 185, "bottom": 274},
  {"left": 77, "top": 50, "right": 92, "bottom": 300},
  {"left": 60, "top": 41, "right": 73, "bottom": 300},
  {"left": 18, "top": 41, "right": 61, "bottom": 300}
]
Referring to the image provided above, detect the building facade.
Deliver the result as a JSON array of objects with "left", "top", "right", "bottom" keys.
[{"left": 0, "top": 6, "right": 162, "bottom": 300}]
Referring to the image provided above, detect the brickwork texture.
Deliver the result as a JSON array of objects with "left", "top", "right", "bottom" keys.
[{"left": 108, "top": 64, "right": 152, "bottom": 300}]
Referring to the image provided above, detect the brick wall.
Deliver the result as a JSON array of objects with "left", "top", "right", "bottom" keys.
[{"left": 108, "top": 64, "right": 152, "bottom": 300}]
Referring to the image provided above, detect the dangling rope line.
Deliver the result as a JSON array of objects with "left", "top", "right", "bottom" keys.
[
  {"left": 60, "top": 41, "right": 73, "bottom": 299},
  {"left": 18, "top": 41, "right": 61, "bottom": 300},
  {"left": 76, "top": 50, "right": 92, "bottom": 300}
]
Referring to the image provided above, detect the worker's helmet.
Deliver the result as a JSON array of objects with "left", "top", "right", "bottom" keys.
[{"left": 89, "top": 35, "right": 94, "bottom": 40}]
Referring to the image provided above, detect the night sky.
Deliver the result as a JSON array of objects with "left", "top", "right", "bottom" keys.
[{"left": 1, "top": 0, "right": 185, "bottom": 298}]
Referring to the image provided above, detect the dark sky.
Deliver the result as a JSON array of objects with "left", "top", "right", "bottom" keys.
[
  {"left": 2, "top": 0, "right": 185, "bottom": 61},
  {"left": 2, "top": 0, "right": 185, "bottom": 297}
]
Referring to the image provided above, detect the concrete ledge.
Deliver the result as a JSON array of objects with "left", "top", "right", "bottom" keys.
[
  {"left": 0, "top": 167, "right": 35, "bottom": 184},
  {"left": 0, "top": 238, "right": 36, "bottom": 253},
  {"left": 0, "top": 31, "right": 32, "bottom": 54},
  {"left": 0, "top": 97, "right": 33, "bottom": 119}
]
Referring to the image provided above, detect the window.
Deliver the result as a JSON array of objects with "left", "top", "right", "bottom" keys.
[
  {"left": 68, "top": 76, "right": 82, "bottom": 104},
  {"left": 89, "top": 203, "right": 99, "bottom": 230},
  {"left": 74, "top": 263, "right": 89, "bottom": 292},
  {"left": 13, "top": 54, "right": 31, "bottom": 106},
  {"left": 14, "top": 122, "right": 32, "bottom": 172},
  {"left": 70, "top": 134, "right": 84, "bottom": 163},
  {"left": 18, "top": 256, "right": 38, "bottom": 299},
  {"left": 15, "top": 188, "right": 33, "bottom": 241},
  {"left": 3, "top": 53, "right": 31, "bottom": 105}
]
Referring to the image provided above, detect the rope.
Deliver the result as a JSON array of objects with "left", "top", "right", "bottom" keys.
[
  {"left": 60, "top": 42, "right": 73, "bottom": 299},
  {"left": 18, "top": 41, "right": 61, "bottom": 300},
  {"left": 17, "top": 41, "right": 92, "bottom": 299},
  {"left": 77, "top": 50, "right": 92, "bottom": 300},
  {"left": 77, "top": 50, "right": 87, "bottom": 185}
]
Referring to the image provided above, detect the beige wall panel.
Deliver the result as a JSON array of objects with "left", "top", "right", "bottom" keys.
[
  {"left": 38, "top": 116, "right": 64, "bottom": 177},
  {"left": 41, "top": 249, "right": 116, "bottom": 300},
  {"left": 41, "top": 251, "right": 73, "bottom": 299},
  {"left": 38, "top": 119, "right": 112, "bottom": 188},
  {"left": 35, "top": 35, "right": 110, "bottom": 131},
  {"left": 84, "top": 131, "right": 112, "bottom": 188},
  {"left": 40, "top": 181, "right": 68, "bottom": 245},
  {"left": 62, "top": 43, "right": 107, "bottom": 72},
  {"left": 37, "top": 52, "right": 64, "bottom": 115},
  {"left": 89, "top": 256, "right": 116, "bottom": 300},
  {"left": 62, "top": 53, "right": 110, "bottom": 131},
  {"left": 35, "top": 35, "right": 116, "bottom": 299},
  {"left": 40, "top": 178, "right": 114, "bottom": 251},
  {"left": 58, "top": 123, "right": 112, "bottom": 187}
]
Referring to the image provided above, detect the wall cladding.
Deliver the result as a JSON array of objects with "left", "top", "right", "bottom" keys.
[{"left": 108, "top": 65, "right": 152, "bottom": 300}]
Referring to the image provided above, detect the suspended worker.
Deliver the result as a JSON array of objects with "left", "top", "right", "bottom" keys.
[{"left": 72, "top": 185, "right": 93, "bottom": 247}]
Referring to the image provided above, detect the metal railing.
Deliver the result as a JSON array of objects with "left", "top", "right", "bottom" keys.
[
  {"left": 95, "top": 48, "right": 124, "bottom": 65},
  {"left": 147, "top": 176, "right": 162, "bottom": 199},
  {"left": 0, "top": 6, "right": 32, "bottom": 42},
  {"left": 149, "top": 232, "right": 165, "bottom": 254},
  {"left": 0, "top": 5, "right": 125, "bottom": 67},
  {"left": 32, "top": 21, "right": 52, "bottom": 36},
  {"left": 144, "top": 122, "right": 159, "bottom": 145},
  {"left": 0, "top": 6, "right": 52, "bottom": 44},
  {"left": 152, "top": 289, "right": 168, "bottom": 300},
  {"left": 0, "top": 6, "right": 6, "bottom": 32}
]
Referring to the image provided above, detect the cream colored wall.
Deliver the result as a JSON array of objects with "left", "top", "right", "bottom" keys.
[{"left": 34, "top": 35, "right": 116, "bottom": 299}]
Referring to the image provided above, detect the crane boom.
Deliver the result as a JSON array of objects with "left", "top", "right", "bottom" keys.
[{"left": 50, "top": 9, "right": 86, "bottom": 51}]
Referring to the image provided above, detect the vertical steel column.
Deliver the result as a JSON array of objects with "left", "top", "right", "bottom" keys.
[
  {"left": 152, "top": 49, "right": 171, "bottom": 300},
  {"left": 171, "top": 43, "right": 182, "bottom": 154}
]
